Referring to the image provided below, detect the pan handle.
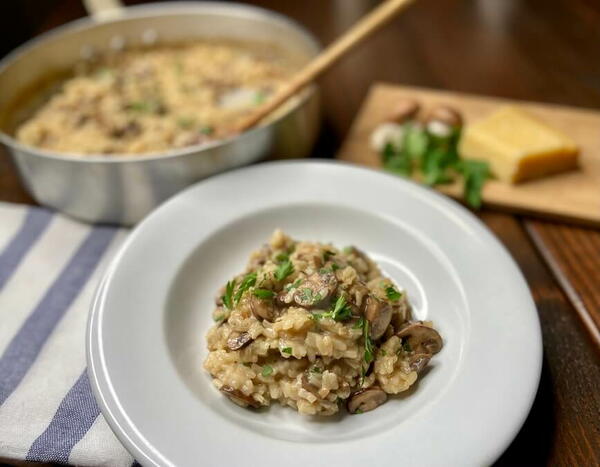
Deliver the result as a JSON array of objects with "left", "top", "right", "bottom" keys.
[{"left": 83, "top": 0, "right": 124, "bottom": 21}]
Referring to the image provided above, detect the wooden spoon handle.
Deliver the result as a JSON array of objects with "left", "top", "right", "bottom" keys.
[{"left": 233, "top": 0, "right": 416, "bottom": 134}]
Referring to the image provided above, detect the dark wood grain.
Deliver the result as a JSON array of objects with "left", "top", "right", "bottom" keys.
[
  {"left": 526, "top": 221, "right": 600, "bottom": 347},
  {"left": 0, "top": 1, "right": 599, "bottom": 465}
]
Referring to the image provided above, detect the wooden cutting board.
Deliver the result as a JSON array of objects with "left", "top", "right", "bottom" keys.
[{"left": 337, "top": 83, "right": 600, "bottom": 228}]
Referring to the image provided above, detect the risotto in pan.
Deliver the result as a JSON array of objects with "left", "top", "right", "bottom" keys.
[
  {"left": 16, "top": 40, "right": 297, "bottom": 155},
  {"left": 204, "top": 230, "right": 443, "bottom": 416}
]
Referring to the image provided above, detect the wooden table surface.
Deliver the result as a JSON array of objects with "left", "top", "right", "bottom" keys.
[{"left": 1, "top": 1, "right": 599, "bottom": 465}]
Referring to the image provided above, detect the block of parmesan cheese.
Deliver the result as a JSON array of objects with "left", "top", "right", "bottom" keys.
[{"left": 458, "top": 106, "right": 579, "bottom": 183}]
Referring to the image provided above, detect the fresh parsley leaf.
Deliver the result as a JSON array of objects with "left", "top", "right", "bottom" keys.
[
  {"left": 176, "top": 116, "right": 195, "bottom": 129},
  {"left": 323, "top": 249, "right": 336, "bottom": 262},
  {"left": 363, "top": 321, "right": 374, "bottom": 364},
  {"left": 253, "top": 288, "right": 275, "bottom": 299},
  {"left": 329, "top": 296, "right": 352, "bottom": 321},
  {"left": 299, "top": 288, "right": 314, "bottom": 303},
  {"left": 275, "top": 259, "right": 294, "bottom": 281},
  {"left": 331, "top": 263, "right": 340, "bottom": 271},
  {"left": 382, "top": 142, "right": 412, "bottom": 176},
  {"left": 261, "top": 365, "right": 273, "bottom": 377},
  {"left": 254, "top": 91, "right": 266, "bottom": 105},
  {"left": 222, "top": 280, "right": 236, "bottom": 310},
  {"left": 457, "top": 159, "right": 490, "bottom": 209},
  {"left": 385, "top": 285, "right": 402, "bottom": 302},
  {"left": 234, "top": 273, "right": 257, "bottom": 304},
  {"left": 275, "top": 252, "right": 289, "bottom": 262},
  {"left": 310, "top": 366, "right": 323, "bottom": 374},
  {"left": 403, "top": 125, "right": 429, "bottom": 160},
  {"left": 282, "top": 347, "right": 292, "bottom": 355},
  {"left": 353, "top": 316, "right": 366, "bottom": 329},
  {"left": 285, "top": 278, "right": 302, "bottom": 291},
  {"left": 421, "top": 147, "right": 455, "bottom": 186}
]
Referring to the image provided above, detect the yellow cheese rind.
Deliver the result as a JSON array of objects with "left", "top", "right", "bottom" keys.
[{"left": 459, "top": 106, "right": 579, "bottom": 184}]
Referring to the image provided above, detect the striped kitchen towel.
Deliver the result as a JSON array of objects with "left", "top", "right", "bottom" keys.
[{"left": 0, "top": 202, "right": 136, "bottom": 466}]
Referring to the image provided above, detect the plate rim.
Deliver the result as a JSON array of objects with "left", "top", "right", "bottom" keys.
[{"left": 87, "top": 159, "right": 542, "bottom": 467}]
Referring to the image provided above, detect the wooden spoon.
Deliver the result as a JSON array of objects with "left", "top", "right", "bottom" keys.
[{"left": 228, "top": 0, "right": 417, "bottom": 136}]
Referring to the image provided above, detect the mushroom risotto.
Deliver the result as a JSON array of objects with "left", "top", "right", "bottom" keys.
[
  {"left": 204, "top": 230, "right": 443, "bottom": 416},
  {"left": 16, "top": 40, "right": 297, "bottom": 155}
]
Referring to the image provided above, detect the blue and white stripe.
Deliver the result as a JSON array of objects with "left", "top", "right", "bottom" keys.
[{"left": 0, "top": 203, "right": 134, "bottom": 466}]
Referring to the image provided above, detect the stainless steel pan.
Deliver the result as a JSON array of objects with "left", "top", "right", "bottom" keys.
[{"left": 0, "top": 1, "right": 320, "bottom": 225}]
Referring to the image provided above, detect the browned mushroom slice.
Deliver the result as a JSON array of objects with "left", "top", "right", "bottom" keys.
[
  {"left": 407, "top": 353, "right": 432, "bottom": 373},
  {"left": 242, "top": 293, "right": 274, "bottom": 321},
  {"left": 386, "top": 98, "right": 420, "bottom": 124},
  {"left": 293, "top": 271, "right": 337, "bottom": 308},
  {"left": 363, "top": 296, "right": 393, "bottom": 340},
  {"left": 220, "top": 386, "right": 261, "bottom": 409},
  {"left": 227, "top": 332, "right": 253, "bottom": 351},
  {"left": 301, "top": 373, "right": 319, "bottom": 395},
  {"left": 424, "top": 104, "right": 463, "bottom": 128},
  {"left": 397, "top": 322, "right": 443, "bottom": 354},
  {"left": 347, "top": 387, "right": 387, "bottom": 414}
]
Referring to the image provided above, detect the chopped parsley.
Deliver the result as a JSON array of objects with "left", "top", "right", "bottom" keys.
[
  {"left": 385, "top": 285, "right": 402, "bottom": 302},
  {"left": 199, "top": 126, "right": 214, "bottom": 135},
  {"left": 299, "top": 288, "right": 315, "bottom": 303},
  {"left": 234, "top": 273, "right": 257, "bottom": 304},
  {"left": 308, "top": 296, "right": 352, "bottom": 321},
  {"left": 176, "top": 116, "right": 195, "bottom": 129},
  {"left": 322, "top": 249, "right": 336, "bottom": 262},
  {"left": 327, "top": 296, "right": 353, "bottom": 321},
  {"left": 261, "top": 365, "right": 273, "bottom": 377},
  {"left": 456, "top": 159, "right": 491, "bottom": 209},
  {"left": 222, "top": 280, "right": 236, "bottom": 310},
  {"left": 310, "top": 366, "right": 323, "bottom": 374},
  {"left": 342, "top": 246, "right": 354, "bottom": 255},
  {"left": 254, "top": 91, "right": 266, "bottom": 105},
  {"left": 285, "top": 278, "right": 303, "bottom": 291},
  {"left": 275, "top": 252, "right": 289, "bottom": 262},
  {"left": 331, "top": 263, "right": 340, "bottom": 271},
  {"left": 378, "top": 123, "right": 489, "bottom": 209},
  {"left": 275, "top": 259, "right": 294, "bottom": 281},
  {"left": 363, "top": 321, "right": 374, "bottom": 364},
  {"left": 353, "top": 316, "right": 366, "bottom": 329},
  {"left": 281, "top": 347, "right": 292, "bottom": 355},
  {"left": 253, "top": 288, "right": 275, "bottom": 300}
]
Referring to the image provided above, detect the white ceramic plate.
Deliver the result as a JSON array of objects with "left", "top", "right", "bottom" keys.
[{"left": 87, "top": 160, "right": 542, "bottom": 467}]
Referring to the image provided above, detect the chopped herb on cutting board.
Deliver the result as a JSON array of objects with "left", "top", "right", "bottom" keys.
[{"left": 370, "top": 100, "right": 491, "bottom": 209}]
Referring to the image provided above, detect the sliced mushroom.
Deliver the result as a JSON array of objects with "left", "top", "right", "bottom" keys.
[
  {"left": 220, "top": 386, "right": 261, "bottom": 409},
  {"left": 424, "top": 104, "right": 463, "bottom": 128},
  {"left": 301, "top": 373, "right": 319, "bottom": 395},
  {"left": 293, "top": 271, "right": 337, "bottom": 308},
  {"left": 227, "top": 332, "right": 253, "bottom": 351},
  {"left": 240, "top": 293, "right": 274, "bottom": 321},
  {"left": 386, "top": 98, "right": 420, "bottom": 124},
  {"left": 407, "top": 353, "right": 432, "bottom": 373},
  {"left": 396, "top": 322, "right": 443, "bottom": 354},
  {"left": 363, "top": 296, "right": 393, "bottom": 340},
  {"left": 347, "top": 387, "right": 387, "bottom": 414}
]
